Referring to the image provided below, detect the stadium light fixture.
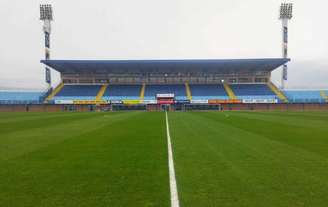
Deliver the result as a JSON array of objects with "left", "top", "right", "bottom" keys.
[
  {"left": 279, "top": 2, "right": 293, "bottom": 89},
  {"left": 40, "top": 4, "right": 53, "bottom": 88},
  {"left": 40, "top": 4, "right": 53, "bottom": 20},
  {"left": 279, "top": 3, "right": 293, "bottom": 19}
]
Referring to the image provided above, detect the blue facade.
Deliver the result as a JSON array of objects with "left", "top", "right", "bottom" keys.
[
  {"left": 0, "top": 91, "right": 45, "bottom": 104},
  {"left": 284, "top": 90, "right": 326, "bottom": 103}
]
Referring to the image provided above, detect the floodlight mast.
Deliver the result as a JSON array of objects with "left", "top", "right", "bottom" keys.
[
  {"left": 279, "top": 3, "right": 293, "bottom": 89},
  {"left": 40, "top": 4, "right": 53, "bottom": 89}
]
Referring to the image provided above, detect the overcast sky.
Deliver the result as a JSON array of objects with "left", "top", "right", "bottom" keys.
[{"left": 0, "top": 0, "right": 327, "bottom": 90}]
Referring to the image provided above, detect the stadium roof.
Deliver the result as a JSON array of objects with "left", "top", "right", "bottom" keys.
[{"left": 41, "top": 58, "right": 290, "bottom": 74}]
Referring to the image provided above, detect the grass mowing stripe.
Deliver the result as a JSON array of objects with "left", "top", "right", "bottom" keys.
[
  {"left": 0, "top": 112, "right": 104, "bottom": 134},
  {"left": 0, "top": 112, "right": 135, "bottom": 162},
  {"left": 0, "top": 112, "right": 87, "bottom": 124},
  {"left": 166, "top": 112, "right": 180, "bottom": 207},
  {"left": 0, "top": 112, "right": 170, "bottom": 207},
  {"left": 225, "top": 111, "right": 328, "bottom": 129},
  {"left": 199, "top": 111, "right": 328, "bottom": 158},
  {"left": 189, "top": 112, "right": 328, "bottom": 182},
  {"left": 169, "top": 112, "right": 328, "bottom": 207}
]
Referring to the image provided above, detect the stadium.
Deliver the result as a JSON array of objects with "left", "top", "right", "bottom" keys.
[
  {"left": 1, "top": 2, "right": 328, "bottom": 207},
  {"left": 0, "top": 3, "right": 327, "bottom": 112},
  {"left": 1, "top": 57, "right": 328, "bottom": 111}
]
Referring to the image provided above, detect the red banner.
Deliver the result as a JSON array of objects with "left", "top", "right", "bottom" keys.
[{"left": 158, "top": 100, "right": 174, "bottom": 104}]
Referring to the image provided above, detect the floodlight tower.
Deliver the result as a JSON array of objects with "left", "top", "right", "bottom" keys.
[
  {"left": 40, "top": 4, "right": 53, "bottom": 89},
  {"left": 279, "top": 3, "right": 293, "bottom": 89}
]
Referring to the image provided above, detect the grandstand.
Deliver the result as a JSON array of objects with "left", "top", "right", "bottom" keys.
[
  {"left": 40, "top": 58, "right": 290, "bottom": 104},
  {"left": 37, "top": 58, "right": 326, "bottom": 105},
  {"left": 0, "top": 58, "right": 327, "bottom": 109}
]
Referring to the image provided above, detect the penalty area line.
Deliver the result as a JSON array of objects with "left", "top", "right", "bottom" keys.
[{"left": 165, "top": 111, "right": 180, "bottom": 207}]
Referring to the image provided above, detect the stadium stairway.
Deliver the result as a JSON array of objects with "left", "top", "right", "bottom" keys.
[
  {"left": 223, "top": 83, "right": 237, "bottom": 100},
  {"left": 267, "top": 82, "right": 288, "bottom": 103},
  {"left": 45, "top": 82, "right": 64, "bottom": 102},
  {"left": 95, "top": 84, "right": 108, "bottom": 104},
  {"left": 320, "top": 91, "right": 328, "bottom": 102},
  {"left": 185, "top": 82, "right": 192, "bottom": 100},
  {"left": 140, "top": 83, "right": 146, "bottom": 100}
]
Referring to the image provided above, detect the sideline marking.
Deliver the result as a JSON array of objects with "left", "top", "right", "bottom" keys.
[{"left": 165, "top": 111, "right": 180, "bottom": 207}]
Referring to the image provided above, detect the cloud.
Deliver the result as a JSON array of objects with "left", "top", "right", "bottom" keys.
[{"left": 0, "top": 0, "right": 327, "bottom": 89}]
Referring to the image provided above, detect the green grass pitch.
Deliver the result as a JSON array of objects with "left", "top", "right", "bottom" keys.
[{"left": 1, "top": 111, "right": 328, "bottom": 206}]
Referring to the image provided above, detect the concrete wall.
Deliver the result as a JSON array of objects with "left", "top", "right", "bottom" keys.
[{"left": 221, "top": 103, "right": 328, "bottom": 111}]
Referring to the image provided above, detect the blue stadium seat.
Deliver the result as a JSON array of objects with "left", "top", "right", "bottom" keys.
[
  {"left": 0, "top": 91, "right": 45, "bottom": 104},
  {"left": 53, "top": 85, "right": 100, "bottom": 100},
  {"left": 283, "top": 90, "right": 326, "bottom": 103},
  {"left": 144, "top": 84, "right": 187, "bottom": 100},
  {"left": 190, "top": 84, "right": 229, "bottom": 100},
  {"left": 103, "top": 85, "right": 141, "bottom": 100},
  {"left": 231, "top": 84, "right": 277, "bottom": 100}
]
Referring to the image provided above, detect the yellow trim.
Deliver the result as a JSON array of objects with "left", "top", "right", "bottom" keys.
[
  {"left": 223, "top": 83, "right": 237, "bottom": 100},
  {"left": 185, "top": 82, "right": 192, "bottom": 100},
  {"left": 320, "top": 91, "right": 328, "bottom": 101},
  {"left": 140, "top": 83, "right": 146, "bottom": 100},
  {"left": 123, "top": 100, "right": 141, "bottom": 105},
  {"left": 73, "top": 100, "right": 97, "bottom": 105},
  {"left": 267, "top": 82, "right": 288, "bottom": 103},
  {"left": 95, "top": 84, "right": 108, "bottom": 104},
  {"left": 45, "top": 82, "right": 64, "bottom": 102}
]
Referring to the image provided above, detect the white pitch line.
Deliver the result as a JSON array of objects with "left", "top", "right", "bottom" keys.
[{"left": 165, "top": 111, "right": 180, "bottom": 207}]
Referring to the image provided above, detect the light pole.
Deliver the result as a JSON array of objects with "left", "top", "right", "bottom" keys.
[
  {"left": 40, "top": 4, "right": 53, "bottom": 89},
  {"left": 279, "top": 3, "right": 293, "bottom": 89}
]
